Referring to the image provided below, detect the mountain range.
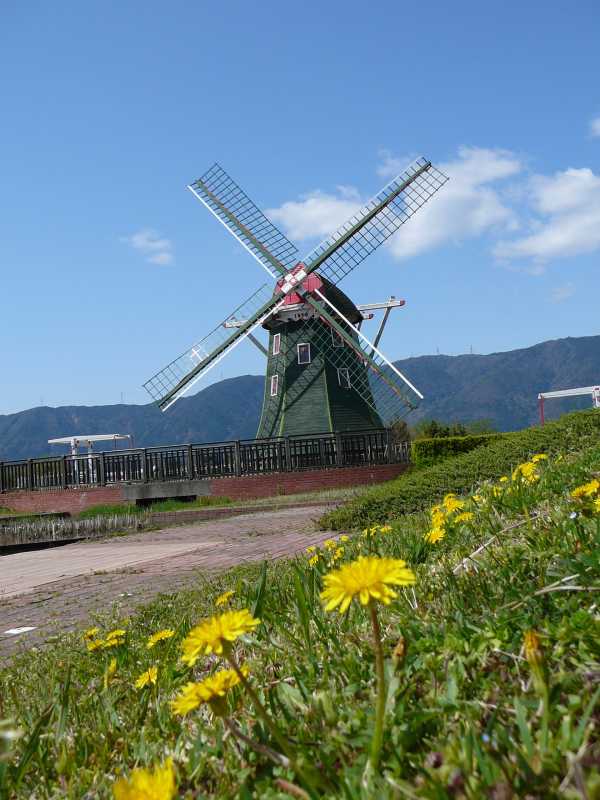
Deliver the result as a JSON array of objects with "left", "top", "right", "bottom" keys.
[{"left": 1, "top": 334, "right": 598, "bottom": 461}]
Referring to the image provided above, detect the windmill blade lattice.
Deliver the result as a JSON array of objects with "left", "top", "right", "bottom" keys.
[
  {"left": 189, "top": 163, "right": 299, "bottom": 278},
  {"left": 302, "top": 157, "right": 448, "bottom": 286},
  {"left": 304, "top": 297, "right": 422, "bottom": 424},
  {"left": 143, "top": 284, "right": 281, "bottom": 410}
]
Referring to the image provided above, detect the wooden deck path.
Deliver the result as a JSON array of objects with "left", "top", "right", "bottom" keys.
[{"left": 0, "top": 504, "right": 335, "bottom": 660}]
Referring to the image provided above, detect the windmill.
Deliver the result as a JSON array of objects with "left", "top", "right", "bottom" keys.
[{"left": 143, "top": 159, "right": 448, "bottom": 438}]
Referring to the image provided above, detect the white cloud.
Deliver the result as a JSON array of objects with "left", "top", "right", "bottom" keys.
[
  {"left": 267, "top": 147, "right": 522, "bottom": 262},
  {"left": 550, "top": 283, "right": 575, "bottom": 303},
  {"left": 386, "top": 147, "right": 522, "bottom": 260},
  {"left": 267, "top": 190, "right": 363, "bottom": 241},
  {"left": 121, "top": 228, "right": 174, "bottom": 265},
  {"left": 376, "top": 149, "right": 419, "bottom": 179},
  {"left": 494, "top": 167, "right": 600, "bottom": 262},
  {"left": 590, "top": 115, "right": 600, "bottom": 138}
]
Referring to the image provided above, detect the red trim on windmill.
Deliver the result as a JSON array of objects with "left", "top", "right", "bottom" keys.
[{"left": 274, "top": 263, "right": 324, "bottom": 305}]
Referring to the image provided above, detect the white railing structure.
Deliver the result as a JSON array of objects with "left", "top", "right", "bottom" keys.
[{"left": 538, "top": 385, "right": 600, "bottom": 424}]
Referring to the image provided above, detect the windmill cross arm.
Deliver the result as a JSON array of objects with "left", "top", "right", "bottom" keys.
[{"left": 356, "top": 298, "right": 405, "bottom": 312}]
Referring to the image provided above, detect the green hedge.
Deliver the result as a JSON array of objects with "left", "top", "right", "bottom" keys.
[
  {"left": 411, "top": 432, "right": 502, "bottom": 467},
  {"left": 323, "top": 409, "right": 600, "bottom": 530}
]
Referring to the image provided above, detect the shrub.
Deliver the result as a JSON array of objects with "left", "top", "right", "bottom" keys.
[
  {"left": 411, "top": 432, "right": 502, "bottom": 467},
  {"left": 323, "top": 409, "right": 600, "bottom": 529}
]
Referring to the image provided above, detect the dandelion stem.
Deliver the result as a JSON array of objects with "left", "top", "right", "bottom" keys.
[
  {"left": 223, "top": 717, "right": 290, "bottom": 768},
  {"left": 223, "top": 649, "right": 291, "bottom": 756},
  {"left": 369, "top": 600, "right": 387, "bottom": 771},
  {"left": 223, "top": 647, "right": 322, "bottom": 798}
]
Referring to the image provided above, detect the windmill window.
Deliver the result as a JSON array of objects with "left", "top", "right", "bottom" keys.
[
  {"left": 331, "top": 329, "right": 344, "bottom": 348},
  {"left": 297, "top": 343, "right": 311, "bottom": 365},
  {"left": 270, "top": 374, "right": 279, "bottom": 397},
  {"left": 272, "top": 333, "right": 281, "bottom": 356},
  {"left": 337, "top": 368, "right": 351, "bottom": 389}
]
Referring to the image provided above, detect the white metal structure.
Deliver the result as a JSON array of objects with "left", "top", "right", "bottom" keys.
[
  {"left": 48, "top": 434, "right": 132, "bottom": 456},
  {"left": 222, "top": 296, "right": 405, "bottom": 356},
  {"left": 537, "top": 386, "right": 600, "bottom": 424}
]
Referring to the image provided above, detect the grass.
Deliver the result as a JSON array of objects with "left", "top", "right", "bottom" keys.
[
  {"left": 323, "top": 408, "right": 600, "bottom": 530},
  {"left": 1, "top": 411, "right": 599, "bottom": 797},
  {"left": 75, "top": 486, "right": 360, "bottom": 522},
  {"left": 75, "top": 495, "right": 234, "bottom": 519}
]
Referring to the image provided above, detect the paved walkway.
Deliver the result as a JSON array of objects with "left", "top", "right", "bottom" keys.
[{"left": 0, "top": 504, "right": 334, "bottom": 660}]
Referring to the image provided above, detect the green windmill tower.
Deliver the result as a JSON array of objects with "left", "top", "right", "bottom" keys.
[{"left": 144, "top": 159, "right": 449, "bottom": 436}]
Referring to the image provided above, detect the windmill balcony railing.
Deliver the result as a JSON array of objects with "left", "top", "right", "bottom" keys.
[{"left": 0, "top": 429, "right": 410, "bottom": 494}]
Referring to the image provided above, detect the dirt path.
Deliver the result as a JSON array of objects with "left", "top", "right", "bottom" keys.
[{"left": 0, "top": 504, "right": 334, "bottom": 660}]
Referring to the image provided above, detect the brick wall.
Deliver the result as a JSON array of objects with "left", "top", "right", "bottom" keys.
[
  {"left": 0, "top": 486, "right": 124, "bottom": 514},
  {"left": 210, "top": 463, "right": 407, "bottom": 501},
  {"left": 0, "top": 463, "right": 407, "bottom": 513}
]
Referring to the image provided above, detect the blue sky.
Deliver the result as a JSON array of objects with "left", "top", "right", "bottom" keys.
[{"left": 1, "top": 0, "right": 599, "bottom": 414}]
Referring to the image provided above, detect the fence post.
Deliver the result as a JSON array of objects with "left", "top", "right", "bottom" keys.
[
  {"left": 186, "top": 445, "right": 194, "bottom": 480},
  {"left": 61, "top": 456, "right": 68, "bottom": 488},
  {"left": 335, "top": 432, "right": 344, "bottom": 467},
  {"left": 0, "top": 462, "right": 3, "bottom": 494},
  {"left": 27, "top": 459, "right": 34, "bottom": 490},
  {"left": 386, "top": 428, "right": 395, "bottom": 464},
  {"left": 318, "top": 436, "right": 326, "bottom": 468},
  {"left": 140, "top": 449, "right": 148, "bottom": 482},
  {"left": 233, "top": 441, "right": 241, "bottom": 477},
  {"left": 98, "top": 452, "right": 106, "bottom": 486},
  {"left": 284, "top": 437, "right": 292, "bottom": 471}
]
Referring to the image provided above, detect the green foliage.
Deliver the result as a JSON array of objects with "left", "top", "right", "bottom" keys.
[
  {"left": 1, "top": 437, "right": 600, "bottom": 797},
  {"left": 412, "top": 432, "right": 502, "bottom": 467},
  {"left": 412, "top": 417, "right": 498, "bottom": 439},
  {"left": 324, "top": 409, "right": 600, "bottom": 530}
]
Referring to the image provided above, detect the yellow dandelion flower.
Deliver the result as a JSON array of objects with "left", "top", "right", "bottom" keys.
[
  {"left": 306, "top": 545, "right": 317, "bottom": 554},
  {"left": 170, "top": 666, "right": 249, "bottom": 717},
  {"left": 472, "top": 494, "right": 483, "bottom": 504},
  {"left": 87, "top": 639, "right": 105, "bottom": 652},
  {"left": 379, "top": 525, "right": 392, "bottom": 534},
  {"left": 104, "top": 658, "right": 118, "bottom": 690},
  {"left": 523, "top": 630, "right": 542, "bottom": 666},
  {"left": 531, "top": 453, "right": 548, "bottom": 463},
  {"left": 146, "top": 629, "right": 175, "bottom": 649},
  {"left": 430, "top": 507, "right": 446, "bottom": 528},
  {"left": 499, "top": 476, "right": 509, "bottom": 483},
  {"left": 454, "top": 511, "right": 474, "bottom": 524},
  {"left": 135, "top": 666, "right": 158, "bottom": 690},
  {"left": 333, "top": 546, "right": 344, "bottom": 560},
  {"left": 323, "top": 538, "right": 337, "bottom": 550},
  {"left": 215, "top": 590, "right": 235, "bottom": 607},
  {"left": 443, "top": 494, "right": 465, "bottom": 513},
  {"left": 113, "top": 757, "right": 176, "bottom": 800},
  {"left": 424, "top": 527, "right": 445, "bottom": 544},
  {"left": 105, "top": 629, "right": 127, "bottom": 641},
  {"left": 571, "top": 479, "right": 600, "bottom": 499},
  {"left": 594, "top": 498, "right": 600, "bottom": 514},
  {"left": 308, "top": 555, "right": 319, "bottom": 567},
  {"left": 180, "top": 609, "right": 260, "bottom": 666},
  {"left": 320, "top": 555, "right": 416, "bottom": 614},
  {"left": 339, "top": 535, "right": 349, "bottom": 543},
  {"left": 83, "top": 627, "right": 100, "bottom": 640},
  {"left": 102, "top": 636, "right": 125, "bottom": 650},
  {"left": 512, "top": 462, "right": 539, "bottom": 483}
]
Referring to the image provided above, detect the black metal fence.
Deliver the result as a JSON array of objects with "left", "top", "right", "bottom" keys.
[{"left": 0, "top": 429, "right": 409, "bottom": 494}]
